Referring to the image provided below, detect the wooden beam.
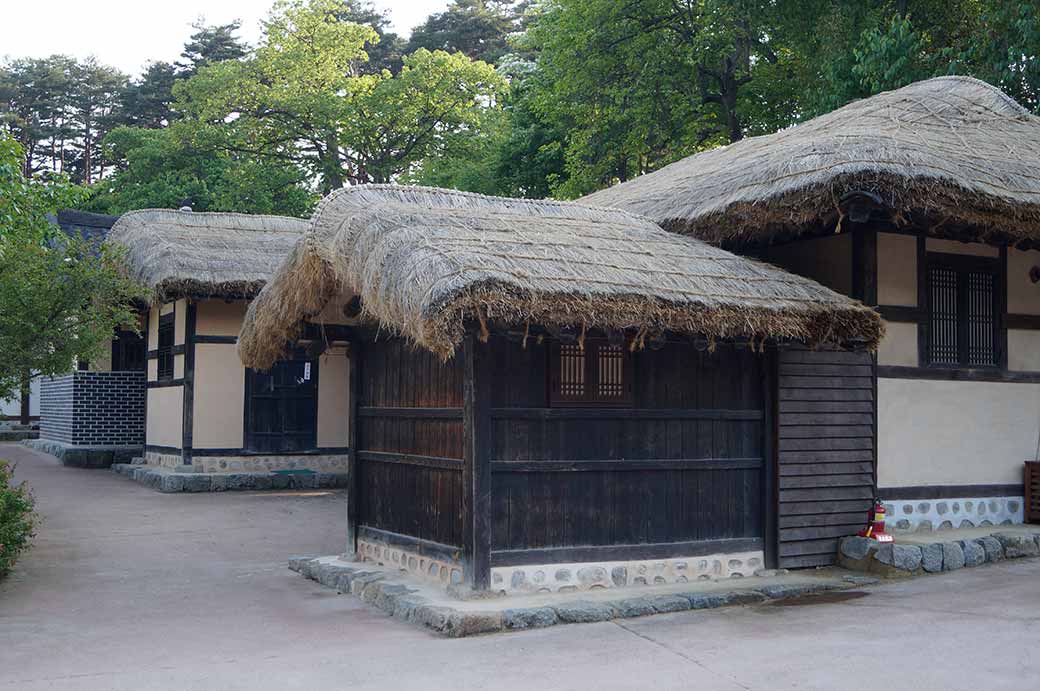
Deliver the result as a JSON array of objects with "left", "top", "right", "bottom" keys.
[
  {"left": 851, "top": 226, "right": 878, "bottom": 306},
  {"left": 762, "top": 349, "right": 778, "bottom": 570},
  {"left": 181, "top": 301, "right": 197, "bottom": 465},
  {"left": 879, "top": 484, "right": 1023, "bottom": 500},
  {"left": 491, "top": 538, "right": 764, "bottom": 567},
  {"left": 876, "top": 365, "right": 1040, "bottom": 383},
  {"left": 345, "top": 338, "right": 360, "bottom": 558},
  {"left": 461, "top": 332, "right": 492, "bottom": 590}
]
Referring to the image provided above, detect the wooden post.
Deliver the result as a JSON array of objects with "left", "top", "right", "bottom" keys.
[
  {"left": 462, "top": 331, "right": 492, "bottom": 590},
  {"left": 851, "top": 226, "right": 878, "bottom": 306},
  {"left": 762, "top": 349, "right": 778, "bottom": 570},
  {"left": 181, "top": 301, "right": 197, "bottom": 465},
  {"left": 345, "top": 338, "right": 360, "bottom": 558}
]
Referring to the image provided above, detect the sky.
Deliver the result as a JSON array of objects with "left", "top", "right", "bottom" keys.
[{"left": 0, "top": 0, "right": 450, "bottom": 77}]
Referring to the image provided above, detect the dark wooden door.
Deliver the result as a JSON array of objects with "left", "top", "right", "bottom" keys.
[
  {"left": 245, "top": 359, "right": 318, "bottom": 453},
  {"left": 776, "top": 347, "right": 876, "bottom": 568}
]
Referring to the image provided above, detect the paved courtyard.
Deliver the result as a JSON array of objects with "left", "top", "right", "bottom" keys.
[{"left": 2, "top": 441, "right": 1039, "bottom": 691}]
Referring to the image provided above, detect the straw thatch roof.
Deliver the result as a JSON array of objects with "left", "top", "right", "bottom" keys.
[
  {"left": 580, "top": 77, "right": 1040, "bottom": 248},
  {"left": 106, "top": 209, "right": 309, "bottom": 302},
  {"left": 237, "top": 185, "right": 882, "bottom": 368}
]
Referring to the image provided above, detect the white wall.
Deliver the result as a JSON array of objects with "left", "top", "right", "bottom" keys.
[
  {"left": 878, "top": 378, "right": 1040, "bottom": 487},
  {"left": 0, "top": 378, "right": 40, "bottom": 418}
]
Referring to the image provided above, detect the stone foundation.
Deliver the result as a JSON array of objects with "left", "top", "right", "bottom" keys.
[
  {"left": 142, "top": 450, "right": 349, "bottom": 474},
  {"left": 491, "top": 550, "right": 763, "bottom": 594},
  {"left": 838, "top": 530, "right": 1040, "bottom": 578},
  {"left": 192, "top": 454, "right": 349, "bottom": 474},
  {"left": 884, "top": 496, "right": 1023, "bottom": 532},
  {"left": 357, "top": 538, "right": 463, "bottom": 586},
  {"left": 112, "top": 462, "right": 348, "bottom": 492},
  {"left": 23, "top": 438, "right": 140, "bottom": 468}
]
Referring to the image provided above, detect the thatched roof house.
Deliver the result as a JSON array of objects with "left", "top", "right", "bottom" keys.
[
  {"left": 238, "top": 185, "right": 881, "bottom": 369},
  {"left": 107, "top": 209, "right": 309, "bottom": 301},
  {"left": 580, "top": 76, "right": 1040, "bottom": 248}
]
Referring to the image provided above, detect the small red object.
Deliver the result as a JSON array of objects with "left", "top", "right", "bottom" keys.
[{"left": 858, "top": 498, "right": 894, "bottom": 543}]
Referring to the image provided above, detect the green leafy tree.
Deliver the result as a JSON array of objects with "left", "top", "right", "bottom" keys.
[
  {"left": 176, "top": 0, "right": 506, "bottom": 193},
  {"left": 0, "top": 460, "right": 36, "bottom": 579},
  {"left": 0, "top": 134, "right": 145, "bottom": 403},
  {"left": 122, "top": 61, "right": 179, "bottom": 128},
  {"left": 959, "top": 0, "right": 1040, "bottom": 112},
  {"left": 178, "top": 20, "right": 250, "bottom": 74},
  {"left": 87, "top": 123, "right": 316, "bottom": 216},
  {"left": 334, "top": 0, "right": 407, "bottom": 73},
  {"left": 406, "top": 0, "right": 520, "bottom": 64}
]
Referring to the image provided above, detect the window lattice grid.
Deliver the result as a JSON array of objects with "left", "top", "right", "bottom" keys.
[
  {"left": 557, "top": 344, "right": 586, "bottom": 398},
  {"left": 966, "top": 270, "right": 996, "bottom": 367},
  {"left": 927, "top": 266, "right": 959, "bottom": 366},
  {"left": 596, "top": 345, "right": 626, "bottom": 399}
]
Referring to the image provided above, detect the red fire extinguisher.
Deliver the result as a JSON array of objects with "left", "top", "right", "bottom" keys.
[{"left": 858, "top": 498, "right": 894, "bottom": 543}]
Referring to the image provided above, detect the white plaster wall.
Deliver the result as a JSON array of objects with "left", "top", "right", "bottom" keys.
[
  {"left": 926, "top": 238, "right": 999, "bottom": 257},
  {"left": 878, "top": 378, "right": 1040, "bottom": 487},
  {"left": 1008, "top": 330, "right": 1040, "bottom": 372},
  {"left": 196, "top": 300, "right": 248, "bottom": 337},
  {"left": 317, "top": 347, "right": 349, "bottom": 447},
  {"left": 878, "top": 233, "right": 917, "bottom": 306},
  {"left": 146, "top": 386, "right": 183, "bottom": 448},
  {"left": 878, "top": 321, "right": 918, "bottom": 366},
  {"left": 0, "top": 377, "right": 40, "bottom": 417},
  {"left": 192, "top": 343, "right": 245, "bottom": 448},
  {"left": 1009, "top": 247, "right": 1040, "bottom": 314}
]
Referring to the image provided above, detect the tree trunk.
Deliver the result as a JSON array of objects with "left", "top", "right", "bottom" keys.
[
  {"left": 322, "top": 131, "right": 344, "bottom": 193},
  {"left": 19, "top": 374, "right": 30, "bottom": 426}
]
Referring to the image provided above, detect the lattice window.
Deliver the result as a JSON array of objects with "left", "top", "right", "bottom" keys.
[
  {"left": 925, "top": 254, "right": 1000, "bottom": 368},
  {"left": 156, "top": 313, "right": 175, "bottom": 380},
  {"left": 245, "top": 358, "right": 318, "bottom": 453},
  {"left": 550, "top": 340, "right": 633, "bottom": 406}
]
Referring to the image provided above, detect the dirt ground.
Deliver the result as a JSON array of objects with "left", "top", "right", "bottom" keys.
[{"left": 2, "top": 442, "right": 1038, "bottom": 691}]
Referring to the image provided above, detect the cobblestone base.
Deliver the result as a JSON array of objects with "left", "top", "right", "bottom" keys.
[
  {"left": 23, "top": 439, "right": 140, "bottom": 468},
  {"left": 884, "top": 496, "right": 1023, "bottom": 532},
  {"left": 357, "top": 539, "right": 463, "bottom": 586},
  {"left": 491, "top": 550, "right": 764, "bottom": 594},
  {"left": 111, "top": 463, "right": 347, "bottom": 492},
  {"left": 192, "top": 454, "right": 349, "bottom": 474},
  {"left": 838, "top": 529, "right": 1040, "bottom": 578},
  {"left": 289, "top": 555, "right": 866, "bottom": 638}
]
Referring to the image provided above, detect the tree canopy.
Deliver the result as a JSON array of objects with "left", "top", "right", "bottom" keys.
[
  {"left": 0, "top": 134, "right": 144, "bottom": 401},
  {"left": 3, "top": 0, "right": 1040, "bottom": 208}
]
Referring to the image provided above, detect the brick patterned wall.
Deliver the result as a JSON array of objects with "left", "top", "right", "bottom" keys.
[
  {"left": 40, "top": 372, "right": 146, "bottom": 446},
  {"left": 40, "top": 375, "right": 76, "bottom": 443}
]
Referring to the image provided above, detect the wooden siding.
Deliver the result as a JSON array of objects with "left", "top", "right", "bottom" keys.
[
  {"left": 777, "top": 347, "right": 876, "bottom": 568},
  {"left": 488, "top": 337, "right": 767, "bottom": 560},
  {"left": 355, "top": 339, "right": 465, "bottom": 549}
]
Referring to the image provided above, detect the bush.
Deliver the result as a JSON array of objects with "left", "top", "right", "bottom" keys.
[{"left": 0, "top": 460, "right": 36, "bottom": 577}]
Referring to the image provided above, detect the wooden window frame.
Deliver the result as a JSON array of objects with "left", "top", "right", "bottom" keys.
[
  {"left": 548, "top": 339, "right": 634, "bottom": 407},
  {"left": 243, "top": 355, "right": 319, "bottom": 453},
  {"left": 921, "top": 251, "right": 1004, "bottom": 370},
  {"left": 156, "top": 313, "right": 175, "bottom": 380}
]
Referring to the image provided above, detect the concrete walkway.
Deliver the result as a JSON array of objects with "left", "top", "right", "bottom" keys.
[{"left": 2, "top": 441, "right": 1038, "bottom": 691}]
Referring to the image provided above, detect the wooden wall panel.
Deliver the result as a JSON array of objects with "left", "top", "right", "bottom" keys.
[
  {"left": 356, "top": 338, "right": 465, "bottom": 549},
  {"left": 489, "top": 337, "right": 768, "bottom": 559},
  {"left": 777, "top": 347, "right": 876, "bottom": 568}
]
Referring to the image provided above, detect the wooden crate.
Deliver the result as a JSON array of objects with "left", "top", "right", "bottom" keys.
[{"left": 1027, "top": 462, "right": 1040, "bottom": 524}]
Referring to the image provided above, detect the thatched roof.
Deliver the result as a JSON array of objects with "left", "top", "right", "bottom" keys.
[
  {"left": 237, "top": 185, "right": 882, "bottom": 368},
  {"left": 106, "top": 209, "right": 309, "bottom": 301},
  {"left": 580, "top": 77, "right": 1040, "bottom": 248}
]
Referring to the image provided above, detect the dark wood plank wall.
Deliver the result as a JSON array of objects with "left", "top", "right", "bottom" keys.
[
  {"left": 356, "top": 338, "right": 465, "bottom": 549},
  {"left": 488, "top": 336, "right": 767, "bottom": 563},
  {"left": 777, "top": 347, "right": 876, "bottom": 568}
]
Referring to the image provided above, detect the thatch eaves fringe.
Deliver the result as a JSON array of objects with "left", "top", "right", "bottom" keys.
[
  {"left": 580, "top": 77, "right": 1040, "bottom": 247},
  {"left": 105, "top": 209, "right": 309, "bottom": 302},
  {"left": 237, "top": 185, "right": 882, "bottom": 369}
]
